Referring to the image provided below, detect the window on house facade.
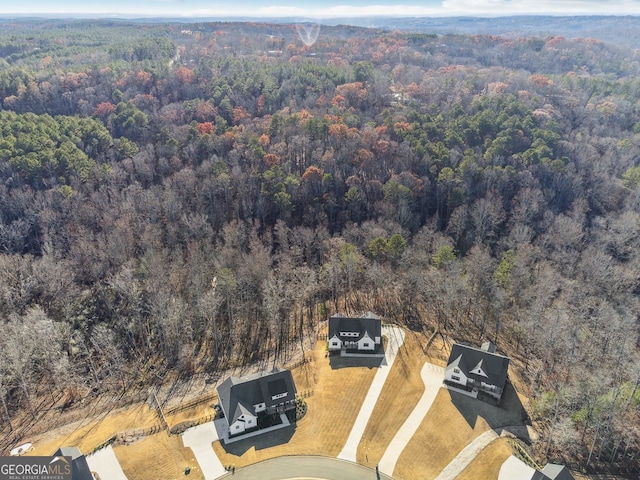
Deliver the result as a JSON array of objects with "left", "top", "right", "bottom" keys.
[
  {"left": 363, "top": 343, "right": 369, "bottom": 347},
  {"left": 453, "top": 368, "right": 460, "bottom": 373},
  {"left": 332, "top": 342, "right": 338, "bottom": 346},
  {"left": 452, "top": 375, "right": 460, "bottom": 381}
]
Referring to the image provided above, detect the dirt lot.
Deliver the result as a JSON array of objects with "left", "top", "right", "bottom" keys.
[
  {"left": 355, "top": 329, "right": 430, "bottom": 466},
  {"left": 211, "top": 340, "right": 379, "bottom": 468}
]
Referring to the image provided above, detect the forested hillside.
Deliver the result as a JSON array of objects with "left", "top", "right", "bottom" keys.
[{"left": 0, "top": 18, "right": 639, "bottom": 474}]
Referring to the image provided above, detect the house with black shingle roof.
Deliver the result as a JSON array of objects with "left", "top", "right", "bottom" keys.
[
  {"left": 53, "top": 447, "right": 92, "bottom": 480},
  {"left": 444, "top": 341, "right": 510, "bottom": 402},
  {"left": 216, "top": 368, "right": 296, "bottom": 437},
  {"left": 499, "top": 456, "right": 575, "bottom": 480},
  {"left": 327, "top": 312, "right": 382, "bottom": 353}
]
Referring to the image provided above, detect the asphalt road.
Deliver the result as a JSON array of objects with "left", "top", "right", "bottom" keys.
[{"left": 216, "top": 455, "right": 394, "bottom": 480}]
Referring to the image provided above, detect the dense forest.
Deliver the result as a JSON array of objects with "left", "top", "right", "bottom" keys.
[{"left": 0, "top": 17, "right": 639, "bottom": 474}]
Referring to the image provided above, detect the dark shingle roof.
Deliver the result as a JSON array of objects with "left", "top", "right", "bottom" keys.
[
  {"left": 217, "top": 368, "right": 296, "bottom": 424},
  {"left": 540, "top": 464, "right": 575, "bottom": 480},
  {"left": 328, "top": 312, "right": 382, "bottom": 341},
  {"left": 446, "top": 343, "right": 510, "bottom": 389},
  {"left": 53, "top": 447, "right": 93, "bottom": 480},
  {"left": 54, "top": 446, "right": 83, "bottom": 460}
]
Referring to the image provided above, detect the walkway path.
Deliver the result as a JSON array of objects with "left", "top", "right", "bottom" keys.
[
  {"left": 182, "top": 419, "right": 227, "bottom": 480},
  {"left": 433, "top": 425, "right": 531, "bottom": 480},
  {"left": 377, "top": 362, "right": 444, "bottom": 476},
  {"left": 337, "top": 324, "right": 405, "bottom": 462},
  {"left": 86, "top": 445, "right": 128, "bottom": 480}
]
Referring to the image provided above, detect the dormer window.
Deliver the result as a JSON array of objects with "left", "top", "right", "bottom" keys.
[{"left": 471, "top": 360, "right": 488, "bottom": 377}]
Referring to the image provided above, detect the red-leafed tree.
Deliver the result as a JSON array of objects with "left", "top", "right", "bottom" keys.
[
  {"left": 93, "top": 101, "right": 116, "bottom": 120},
  {"left": 196, "top": 122, "right": 215, "bottom": 135}
]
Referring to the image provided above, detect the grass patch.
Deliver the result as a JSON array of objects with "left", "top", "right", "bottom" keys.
[
  {"left": 356, "top": 329, "right": 429, "bottom": 466},
  {"left": 165, "top": 402, "right": 217, "bottom": 430},
  {"left": 211, "top": 340, "right": 379, "bottom": 467},
  {"left": 456, "top": 437, "right": 514, "bottom": 480},
  {"left": 393, "top": 389, "right": 493, "bottom": 480},
  {"left": 393, "top": 380, "right": 529, "bottom": 480},
  {"left": 424, "top": 333, "right": 451, "bottom": 367},
  {"left": 114, "top": 432, "right": 200, "bottom": 480}
]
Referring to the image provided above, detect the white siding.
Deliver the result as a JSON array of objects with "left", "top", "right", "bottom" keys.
[
  {"left": 254, "top": 402, "right": 266, "bottom": 412},
  {"left": 328, "top": 334, "right": 342, "bottom": 350},
  {"left": 230, "top": 420, "right": 246, "bottom": 434},
  {"left": 357, "top": 332, "right": 375, "bottom": 350},
  {"left": 445, "top": 366, "right": 467, "bottom": 386},
  {"left": 230, "top": 413, "right": 257, "bottom": 435}
]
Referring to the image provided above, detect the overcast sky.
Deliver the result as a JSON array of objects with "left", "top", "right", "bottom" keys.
[{"left": 1, "top": 0, "right": 639, "bottom": 17}]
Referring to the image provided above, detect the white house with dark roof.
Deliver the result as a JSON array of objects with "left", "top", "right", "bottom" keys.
[
  {"left": 216, "top": 368, "right": 297, "bottom": 437},
  {"left": 327, "top": 312, "right": 382, "bottom": 353},
  {"left": 444, "top": 341, "right": 510, "bottom": 401}
]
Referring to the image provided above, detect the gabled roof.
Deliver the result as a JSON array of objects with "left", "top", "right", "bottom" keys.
[
  {"left": 499, "top": 457, "right": 574, "bottom": 480},
  {"left": 540, "top": 463, "right": 575, "bottom": 480},
  {"left": 53, "top": 447, "right": 93, "bottom": 480},
  {"left": 217, "top": 368, "right": 296, "bottom": 424},
  {"left": 446, "top": 343, "right": 510, "bottom": 389},
  {"left": 54, "top": 446, "right": 83, "bottom": 460},
  {"left": 328, "top": 312, "right": 382, "bottom": 341}
]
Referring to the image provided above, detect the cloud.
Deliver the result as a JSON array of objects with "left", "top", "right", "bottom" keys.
[
  {"left": 170, "top": 1, "right": 640, "bottom": 18},
  {"left": 185, "top": 4, "right": 444, "bottom": 18},
  {"left": 3, "top": 0, "right": 640, "bottom": 17},
  {"left": 440, "top": 0, "right": 640, "bottom": 16}
]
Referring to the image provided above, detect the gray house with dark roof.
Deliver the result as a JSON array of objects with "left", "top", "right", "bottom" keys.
[
  {"left": 444, "top": 341, "right": 510, "bottom": 401},
  {"left": 53, "top": 447, "right": 93, "bottom": 480},
  {"left": 328, "top": 312, "right": 382, "bottom": 353},
  {"left": 537, "top": 463, "right": 575, "bottom": 480},
  {"left": 216, "top": 368, "right": 297, "bottom": 437}
]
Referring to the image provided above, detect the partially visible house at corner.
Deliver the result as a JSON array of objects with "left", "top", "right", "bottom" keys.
[
  {"left": 498, "top": 455, "right": 575, "bottom": 480},
  {"left": 216, "top": 368, "right": 297, "bottom": 438},
  {"left": 444, "top": 341, "right": 510, "bottom": 402},
  {"left": 327, "top": 312, "right": 382, "bottom": 353},
  {"left": 53, "top": 446, "right": 93, "bottom": 480}
]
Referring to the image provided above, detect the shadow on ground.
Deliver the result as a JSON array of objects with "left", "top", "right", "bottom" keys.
[
  {"left": 217, "top": 424, "right": 296, "bottom": 456},
  {"left": 448, "top": 381, "right": 531, "bottom": 442},
  {"left": 328, "top": 354, "right": 385, "bottom": 370}
]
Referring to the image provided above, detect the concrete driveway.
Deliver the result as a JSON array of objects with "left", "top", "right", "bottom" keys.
[
  {"left": 181, "top": 419, "right": 227, "bottom": 480},
  {"left": 434, "top": 425, "right": 532, "bottom": 480},
  {"left": 378, "top": 361, "right": 444, "bottom": 476},
  {"left": 337, "top": 324, "right": 406, "bottom": 462},
  {"left": 217, "top": 455, "right": 393, "bottom": 480},
  {"left": 86, "top": 445, "right": 128, "bottom": 480}
]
